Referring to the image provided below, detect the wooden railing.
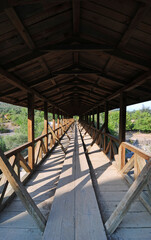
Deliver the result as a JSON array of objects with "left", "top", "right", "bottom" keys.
[
  {"left": 80, "top": 121, "right": 119, "bottom": 159},
  {"left": 0, "top": 119, "right": 74, "bottom": 211},
  {"left": 118, "top": 141, "right": 151, "bottom": 176}
]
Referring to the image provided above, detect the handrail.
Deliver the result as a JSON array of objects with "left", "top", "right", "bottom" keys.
[
  {"left": 4, "top": 123, "right": 70, "bottom": 158},
  {"left": 121, "top": 142, "right": 151, "bottom": 161},
  {"left": 5, "top": 141, "right": 32, "bottom": 158}
]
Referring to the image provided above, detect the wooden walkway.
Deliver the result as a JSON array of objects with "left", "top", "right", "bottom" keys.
[
  {"left": 43, "top": 123, "right": 107, "bottom": 240},
  {"left": 80, "top": 126, "right": 151, "bottom": 240},
  {"left": 0, "top": 131, "right": 72, "bottom": 240}
]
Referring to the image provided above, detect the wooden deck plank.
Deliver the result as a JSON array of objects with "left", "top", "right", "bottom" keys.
[{"left": 43, "top": 124, "right": 107, "bottom": 240}]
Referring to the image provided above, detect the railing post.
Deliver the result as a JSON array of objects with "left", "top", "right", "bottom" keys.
[
  {"left": 118, "top": 144, "right": 125, "bottom": 170},
  {"left": 44, "top": 102, "right": 48, "bottom": 153},
  {"left": 104, "top": 101, "right": 108, "bottom": 153},
  {"left": 57, "top": 113, "right": 60, "bottom": 138},
  {"left": 60, "top": 112, "right": 62, "bottom": 136},
  {"left": 28, "top": 93, "right": 34, "bottom": 169}
]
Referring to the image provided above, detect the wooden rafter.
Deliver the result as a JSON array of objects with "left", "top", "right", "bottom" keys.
[
  {"left": 5, "top": 8, "right": 35, "bottom": 50},
  {"left": 0, "top": 67, "right": 67, "bottom": 114}
]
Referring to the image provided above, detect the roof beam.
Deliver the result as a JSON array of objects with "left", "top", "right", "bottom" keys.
[{"left": 72, "top": 0, "right": 80, "bottom": 35}]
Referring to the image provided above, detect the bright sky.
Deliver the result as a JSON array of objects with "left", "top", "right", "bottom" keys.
[{"left": 127, "top": 100, "right": 151, "bottom": 111}]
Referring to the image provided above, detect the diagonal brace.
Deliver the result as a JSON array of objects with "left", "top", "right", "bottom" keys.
[
  {"left": 48, "top": 125, "right": 66, "bottom": 154},
  {"left": 59, "top": 122, "right": 71, "bottom": 140}
]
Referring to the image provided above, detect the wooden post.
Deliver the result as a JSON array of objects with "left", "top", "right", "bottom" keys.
[
  {"left": 119, "top": 92, "right": 126, "bottom": 143},
  {"left": 104, "top": 101, "right": 108, "bottom": 152},
  {"left": 57, "top": 113, "right": 60, "bottom": 138},
  {"left": 44, "top": 102, "right": 48, "bottom": 153},
  {"left": 60, "top": 112, "right": 63, "bottom": 136},
  {"left": 53, "top": 108, "right": 55, "bottom": 145},
  {"left": 97, "top": 107, "right": 100, "bottom": 130},
  {"left": 28, "top": 93, "right": 34, "bottom": 169},
  {"left": 118, "top": 144, "right": 126, "bottom": 170}
]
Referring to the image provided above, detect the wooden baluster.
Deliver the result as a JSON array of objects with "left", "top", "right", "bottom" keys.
[
  {"left": 118, "top": 145, "right": 125, "bottom": 170},
  {"left": 15, "top": 153, "right": 20, "bottom": 180}
]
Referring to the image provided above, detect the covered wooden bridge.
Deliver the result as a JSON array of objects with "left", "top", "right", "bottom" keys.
[{"left": 0, "top": 0, "right": 151, "bottom": 239}]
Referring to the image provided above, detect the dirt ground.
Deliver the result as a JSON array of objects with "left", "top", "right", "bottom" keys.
[
  {"left": 0, "top": 122, "right": 19, "bottom": 136},
  {"left": 126, "top": 131, "right": 151, "bottom": 154}
]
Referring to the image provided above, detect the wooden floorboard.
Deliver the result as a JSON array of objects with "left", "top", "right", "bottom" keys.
[
  {"left": 43, "top": 123, "right": 107, "bottom": 240},
  {"left": 80, "top": 126, "right": 151, "bottom": 240}
]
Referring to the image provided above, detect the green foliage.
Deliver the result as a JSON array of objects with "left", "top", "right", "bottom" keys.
[
  {"left": 0, "top": 124, "right": 10, "bottom": 133},
  {"left": 3, "top": 134, "right": 28, "bottom": 151},
  {"left": 0, "top": 137, "right": 7, "bottom": 152},
  {"left": 94, "top": 108, "right": 151, "bottom": 137},
  {"left": 108, "top": 111, "right": 119, "bottom": 136},
  {"left": 73, "top": 116, "right": 79, "bottom": 120},
  {"left": 128, "top": 110, "right": 151, "bottom": 132},
  {"left": 99, "top": 112, "right": 105, "bottom": 127}
]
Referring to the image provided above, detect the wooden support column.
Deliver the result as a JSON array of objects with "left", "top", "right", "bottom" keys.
[
  {"left": 60, "top": 112, "right": 63, "bottom": 136},
  {"left": 28, "top": 93, "right": 34, "bottom": 169},
  {"left": 97, "top": 107, "right": 100, "bottom": 130},
  {"left": 119, "top": 92, "right": 126, "bottom": 143},
  {"left": 53, "top": 108, "right": 55, "bottom": 145},
  {"left": 44, "top": 102, "right": 48, "bottom": 153},
  {"left": 104, "top": 101, "right": 108, "bottom": 152},
  {"left": 57, "top": 113, "right": 60, "bottom": 138}
]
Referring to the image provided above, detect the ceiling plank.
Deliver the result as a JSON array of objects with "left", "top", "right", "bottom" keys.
[
  {"left": 5, "top": 8, "right": 35, "bottom": 50},
  {"left": 118, "top": 2, "right": 151, "bottom": 49},
  {"left": 72, "top": 0, "right": 80, "bottom": 35}
]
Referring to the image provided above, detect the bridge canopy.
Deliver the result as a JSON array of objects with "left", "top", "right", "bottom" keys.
[{"left": 0, "top": 0, "right": 150, "bottom": 115}]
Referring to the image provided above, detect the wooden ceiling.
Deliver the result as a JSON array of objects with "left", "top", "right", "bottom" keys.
[{"left": 0, "top": 0, "right": 151, "bottom": 116}]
